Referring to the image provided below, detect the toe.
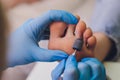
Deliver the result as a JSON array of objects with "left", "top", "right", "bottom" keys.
[
  {"left": 50, "top": 22, "right": 67, "bottom": 38},
  {"left": 75, "top": 21, "right": 86, "bottom": 38},
  {"left": 87, "top": 36, "right": 96, "bottom": 50},
  {"left": 82, "top": 28, "right": 96, "bottom": 57},
  {"left": 83, "top": 28, "right": 93, "bottom": 42}
]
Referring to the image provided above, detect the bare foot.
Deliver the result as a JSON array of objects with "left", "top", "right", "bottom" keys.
[{"left": 48, "top": 21, "right": 96, "bottom": 61}]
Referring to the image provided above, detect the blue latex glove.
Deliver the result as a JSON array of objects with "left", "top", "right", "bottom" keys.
[
  {"left": 7, "top": 10, "right": 78, "bottom": 67},
  {"left": 51, "top": 55, "right": 106, "bottom": 80}
]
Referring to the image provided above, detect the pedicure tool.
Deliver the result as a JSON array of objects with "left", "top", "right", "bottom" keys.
[
  {"left": 60, "top": 38, "right": 83, "bottom": 79},
  {"left": 72, "top": 38, "right": 83, "bottom": 56}
]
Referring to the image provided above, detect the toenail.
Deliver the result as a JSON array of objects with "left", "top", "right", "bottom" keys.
[{"left": 75, "top": 30, "right": 82, "bottom": 38}]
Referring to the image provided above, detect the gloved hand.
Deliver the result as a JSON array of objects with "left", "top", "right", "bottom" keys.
[
  {"left": 7, "top": 10, "right": 78, "bottom": 67},
  {"left": 52, "top": 56, "right": 106, "bottom": 80}
]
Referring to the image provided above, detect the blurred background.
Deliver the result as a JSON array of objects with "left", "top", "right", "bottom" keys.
[
  {"left": 3, "top": 0, "right": 120, "bottom": 80},
  {"left": 7, "top": 0, "right": 95, "bottom": 32}
]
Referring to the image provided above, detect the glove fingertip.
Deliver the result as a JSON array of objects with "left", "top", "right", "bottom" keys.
[
  {"left": 66, "top": 55, "right": 77, "bottom": 67},
  {"left": 51, "top": 59, "right": 66, "bottom": 80},
  {"left": 67, "top": 55, "right": 76, "bottom": 62}
]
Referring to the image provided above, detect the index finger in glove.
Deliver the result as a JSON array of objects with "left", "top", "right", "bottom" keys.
[{"left": 63, "top": 55, "right": 79, "bottom": 80}]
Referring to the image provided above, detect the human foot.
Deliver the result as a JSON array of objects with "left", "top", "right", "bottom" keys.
[{"left": 48, "top": 21, "right": 96, "bottom": 61}]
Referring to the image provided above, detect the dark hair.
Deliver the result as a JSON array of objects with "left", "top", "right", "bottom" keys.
[{"left": 0, "top": 2, "right": 7, "bottom": 77}]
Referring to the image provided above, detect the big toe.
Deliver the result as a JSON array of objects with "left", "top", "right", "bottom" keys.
[{"left": 75, "top": 21, "right": 86, "bottom": 38}]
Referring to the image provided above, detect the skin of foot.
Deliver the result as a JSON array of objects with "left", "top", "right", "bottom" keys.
[
  {"left": 48, "top": 20, "right": 97, "bottom": 61},
  {"left": 93, "top": 32, "right": 112, "bottom": 61}
]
